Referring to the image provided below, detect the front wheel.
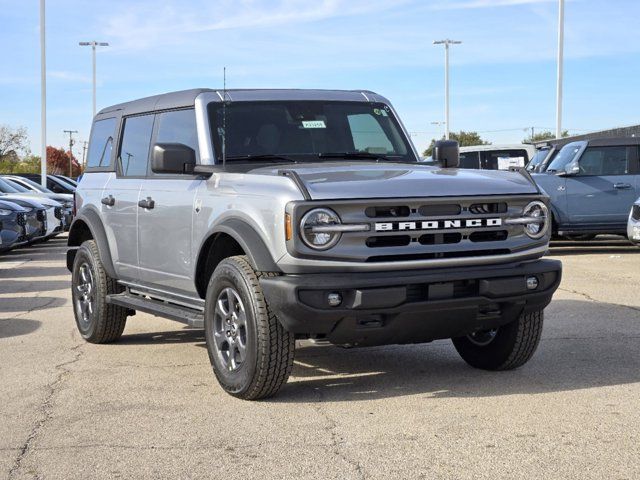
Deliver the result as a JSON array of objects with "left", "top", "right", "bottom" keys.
[
  {"left": 204, "top": 256, "right": 295, "bottom": 400},
  {"left": 452, "top": 310, "right": 544, "bottom": 370}
]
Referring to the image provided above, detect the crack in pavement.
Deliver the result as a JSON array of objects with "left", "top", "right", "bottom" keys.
[
  {"left": 308, "top": 385, "right": 367, "bottom": 480},
  {"left": 8, "top": 343, "right": 85, "bottom": 480},
  {"left": 558, "top": 287, "right": 640, "bottom": 314}
]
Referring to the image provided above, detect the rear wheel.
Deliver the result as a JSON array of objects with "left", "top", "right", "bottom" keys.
[
  {"left": 204, "top": 255, "right": 295, "bottom": 400},
  {"left": 452, "top": 310, "right": 544, "bottom": 370},
  {"left": 71, "top": 240, "right": 127, "bottom": 343}
]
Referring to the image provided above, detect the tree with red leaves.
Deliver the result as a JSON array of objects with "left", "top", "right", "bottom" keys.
[{"left": 46, "top": 146, "right": 82, "bottom": 176}]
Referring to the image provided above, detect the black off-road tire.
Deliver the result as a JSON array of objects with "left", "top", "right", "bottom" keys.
[
  {"left": 204, "top": 255, "right": 295, "bottom": 400},
  {"left": 452, "top": 310, "right": 544, "bottom": 370},
  {"left": 71, "top": 239, "right": 127, "bottom": 343}
]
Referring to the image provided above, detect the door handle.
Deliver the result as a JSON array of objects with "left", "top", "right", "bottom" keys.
[
  {"left": 101, "top": 195, "right": 115, "bottom": 207},
  {"left": 613, "top": 183, "right": 632, "bottom": 189},
  {"left": 138, "top": 197, "right": 155, "bottom": 209}
]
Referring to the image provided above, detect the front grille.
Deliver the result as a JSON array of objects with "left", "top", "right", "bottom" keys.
[
  {"left": 290, "top": 195, "right": 544, "bottom": 263},
  {"left": 16, "top": 213, "right": 26, "bottom": 226},
  {"left": 54, "top": 206, "right": 62, "bottom": 219},
  {"left": 36, "top": 209, "right": 46, "bottom": 221},
  {"left": 633, "top": 205, "right": 640, "bottom": 221}
]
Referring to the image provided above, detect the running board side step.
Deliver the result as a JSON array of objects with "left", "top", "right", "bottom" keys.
[{"left": 106, "top": 292, "right": 204, "bottom": 328}]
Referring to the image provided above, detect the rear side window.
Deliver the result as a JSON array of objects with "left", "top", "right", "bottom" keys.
[
  {"left": 118, "top": 115, "right": 154, "bottom": 177},
  {"left": 578, "top": 146, "right": 634, "bottom": 176},
  {"left": 87, "top": 118, "right": 117, "bottom": 168},
  {"left": 155, "top": 109, "right": 199, "bottom": 160}
]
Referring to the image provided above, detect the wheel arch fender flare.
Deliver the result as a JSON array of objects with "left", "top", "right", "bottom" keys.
[
  {"left": 198, "top": 218, "right": 280, "bottom": 274},
  {"left": 67, "top": 208, "right": 117, "bottom": 278}
]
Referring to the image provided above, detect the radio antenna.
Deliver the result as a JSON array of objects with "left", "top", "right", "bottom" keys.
[{"left": 222, "top": 66, "right": 227, "bottom": 169}]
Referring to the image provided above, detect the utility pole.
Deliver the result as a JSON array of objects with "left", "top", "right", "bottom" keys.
[
  {"left": 555, "top": 0, "right": 565, "bottom": 139},
  {"left": 81, "top": 141, "right": 88, "bottom": 167},
  {"left": 433, "top": 39, "right": 462, "bottom": 140},
  {"left": 40, "top": 0, "right": 47, "bottom": 187},
  {"left": 79, "top": 41, "right": 109, "bottom": 116},
  {"left": 64, "top": 130, "right": 78, "bottom": 177}
]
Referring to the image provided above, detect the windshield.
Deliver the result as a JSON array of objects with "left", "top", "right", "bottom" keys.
[
  {"left": 0, "top": 177, "right": 21, "bottom": 193},
  {"left": 208, "top": 101, "right": 416, "bottom": 163},
  {"left": 546, "top": 142, "right": 584, "bottom": 172},
  {"left": 526, "top": 148, "right": 550, "bottom": 171},
  {"left": 15, "top": 176, "right": 53, "bottom": 193}
]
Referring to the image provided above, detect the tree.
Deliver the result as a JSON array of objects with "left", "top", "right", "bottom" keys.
[
  {"left": 423, "top": 131, "right": 490, "bottom": 157},
  {"left": 0, "top": 125, "right": 30, "bottom": 161},
  {"left": 46, "top": 146, "right": 82, "bottom": 176},
  {"left": 522, "top": 130, "right": 569, "bottom": 144}
]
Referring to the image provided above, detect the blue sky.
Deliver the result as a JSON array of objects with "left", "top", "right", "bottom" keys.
[{"left": 1, "top": 0, "right": 640, "bottom": 157}]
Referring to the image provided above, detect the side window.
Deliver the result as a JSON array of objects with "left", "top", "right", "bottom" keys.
[
  {"left": 87, "top": 118, "right": 116, "bottom": 168},
  {"left": 155, "top": 109, "right": 199, "bottom": 161},
  {"left": 118, "top": 114, "right": 154, "bottom": 177},
  {"left": 578, "top": 146, "right": 632, "bottom": 176},
  {"left": 347, "top": 114, "right": 394, "bottom": 154}
]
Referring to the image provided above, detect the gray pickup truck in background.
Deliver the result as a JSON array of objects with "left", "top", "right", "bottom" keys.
[{"left": 66, "top": 89, "right": 561, "bottom": 399}]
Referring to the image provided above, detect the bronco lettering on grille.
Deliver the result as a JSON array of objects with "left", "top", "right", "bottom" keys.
[{"left": 375, "top": 218, "right": 502, "bottom": 232}]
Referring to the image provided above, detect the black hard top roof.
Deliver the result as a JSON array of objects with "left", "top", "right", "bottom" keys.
[{"left": 96, "top": 88, "right": 387, "bottom": 117}]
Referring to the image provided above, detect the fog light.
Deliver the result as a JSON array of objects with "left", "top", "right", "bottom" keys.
[
  {"left": 526, "top": 276, "right": 539, "bottom": 290},
  {"left": 327, "top": 292, "right": 342, "bottom": 307}
]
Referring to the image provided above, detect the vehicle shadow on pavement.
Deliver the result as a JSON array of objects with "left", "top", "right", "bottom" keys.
[
  {"left": 0, "top": 279, "right": 69, "bottom": 294},
  {"left": 0, "top": 265, "right": 70, "bottom": 279},
  {"left": 0, "top": 296, "right": 66, "bottom": 313},
  {"left": 0, "top": 318, "right": 41, "bottom": 339},
  {"left": 272, "top": 298, "right": 640, "bottom": 402}
]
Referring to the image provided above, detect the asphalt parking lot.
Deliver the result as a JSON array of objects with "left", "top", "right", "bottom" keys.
[{"left": 1, "top": 235, "right": 639, "bottom": 480}]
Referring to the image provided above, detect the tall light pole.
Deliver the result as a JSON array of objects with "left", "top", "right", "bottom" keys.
[
  {"left": 40, "top": 0, "right": 47, "bottom": 187},
  {"left": 433, "top": 39, "right": 461, "bottom": 140},
  {"left": 79, "top": 41, "right": 109, "bottom": 117},
  {"left": 555, "top": 0, "right": 565, "bottom": 139},
  {"left": 63, "top": 130, "right": 78, "bottom": 176}
]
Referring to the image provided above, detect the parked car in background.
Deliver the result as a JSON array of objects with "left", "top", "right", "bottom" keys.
[
  {"left": 0, "top": 199, "right": 30, "bottom": 252},
  {"left": 0, "top": 196, "right": 51, "bottom": 243},
  {"left": 458, "top": 144, "right": 537, "bottom": 170},
  {"left": 532, "top": 138, "right": 640, "bottom": 238},
  {"left": 2, "top": 175, "right": 74, "bottom": 229},
  {"left": 15, "top": 173, "right": 76, "bottom": 194},
  {"left": 628, "top": 197, "right": 640, "bottom": 245},
  {"left": 52, "top": 174, "right": 78, "bottom": 187}
]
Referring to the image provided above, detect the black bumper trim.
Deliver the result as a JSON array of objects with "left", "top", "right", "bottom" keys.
[{"left": 259, "top": 258, "right": 562, "bottom": 346}]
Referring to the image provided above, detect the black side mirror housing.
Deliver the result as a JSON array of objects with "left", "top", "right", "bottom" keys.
[
  {"left": 433, "top": 140, "right": 460, "bottom": 168},
  {"left": 151, "top": 143, "right": 196, "bottom": 174}
]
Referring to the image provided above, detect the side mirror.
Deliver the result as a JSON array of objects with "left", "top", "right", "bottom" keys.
[
  {"left": 557, "top": 163, "right": 579, "bottom": 177},
  {"left": 151, "top": 143, "right": 196, "bottom": 174},
  {"left": 432, "top": 140, "right": 460, "bottom": 168}
]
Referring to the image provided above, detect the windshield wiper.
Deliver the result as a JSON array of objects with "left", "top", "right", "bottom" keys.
[
  {"left": 224, "top": 154, "right": 298, "bottom": 163},
  {"left": 318, "top": 152, "right": 389, "bottom": 161},
  {"left": 318, "top": 152, "right": 418, "bottom": 164}
]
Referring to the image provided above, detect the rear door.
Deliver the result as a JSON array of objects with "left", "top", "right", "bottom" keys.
[
  {"left": 102, "top": 114, "right": 154, "bottom": 282},
  {"left": 565, "top": 145, "right": 639, "bottom": 225},
  {"left": 137, "top": 109, "right": 202, "bottom": 295}
]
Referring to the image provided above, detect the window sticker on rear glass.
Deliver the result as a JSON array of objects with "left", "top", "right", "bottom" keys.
[{"left": 302, "top": 120, "right": 326, "bottom": 129}]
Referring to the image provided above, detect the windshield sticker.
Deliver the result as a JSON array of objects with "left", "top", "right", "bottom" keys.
[
  {"left": 374, "top": 108, "right": 388, "bottom": 117},
  {"left": 302, "top": 120, "right": 326, "bottom": 129}
]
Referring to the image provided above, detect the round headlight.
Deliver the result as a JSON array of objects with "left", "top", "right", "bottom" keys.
[
  {"left": 522, "top": 201, "right": 549, "bottom": 239},
  {"left": 300, "top": 208, "right": 342, "bottom": 250}
]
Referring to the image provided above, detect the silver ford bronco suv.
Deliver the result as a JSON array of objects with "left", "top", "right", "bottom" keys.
[{"left": 67, "top": 89, "right": 562, "bottom": 400}]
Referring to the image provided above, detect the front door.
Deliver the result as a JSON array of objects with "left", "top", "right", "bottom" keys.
[
  {"left": 102, "top": 113, "right": 155, "bottom": 282},
  {"left": 137, "top": 109, "right": 202, "bottom": 295},
  {"left": 565, "top": 145, "right": 639, "bottom": 225}
]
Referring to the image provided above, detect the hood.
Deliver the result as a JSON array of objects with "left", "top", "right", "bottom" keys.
[
  {"left": 250, "top": 162, "right": 539, "bottom": 200},
  {"left": 0, "top": 199, "right": 29, "bottom": 213},
  {"left": 2, "top": 190, "right": 70, "bottom": 204},
  {"left": 0, "top": 194, "right": 48, "bottom": 210}
]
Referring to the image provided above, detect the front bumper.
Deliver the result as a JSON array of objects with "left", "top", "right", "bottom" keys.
[{"left": 260, "top": 258, "right": 562, "bottom": 346}]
